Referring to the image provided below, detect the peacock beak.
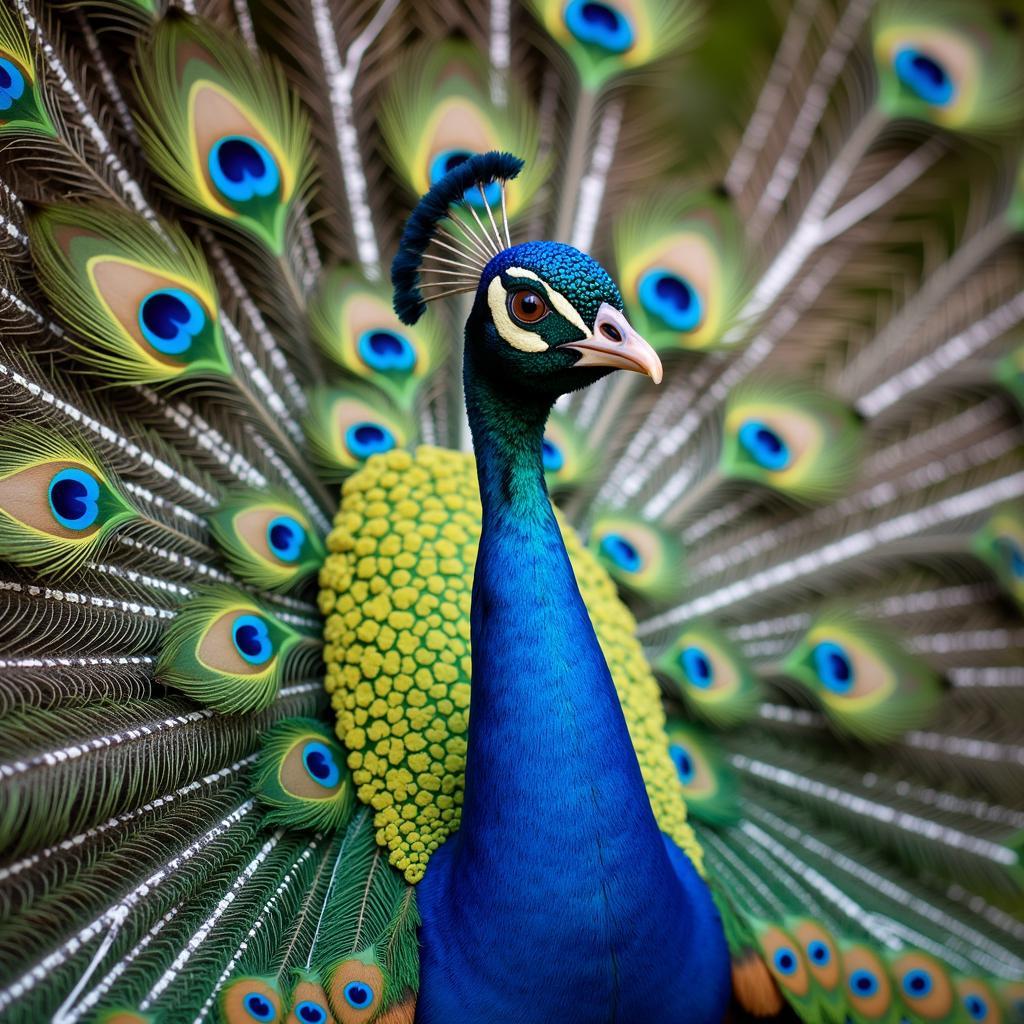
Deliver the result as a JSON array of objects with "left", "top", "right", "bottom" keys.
[{"left": 564, "top": 303, "right": 663, "bottom": 384}]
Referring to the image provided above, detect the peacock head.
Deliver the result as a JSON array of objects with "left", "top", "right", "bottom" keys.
[
  {"left": 465, "top": 239, "right": 662, "bottom": 400},
  {"left": 392, "top": 150, "right": 661, "bottom": 401}
]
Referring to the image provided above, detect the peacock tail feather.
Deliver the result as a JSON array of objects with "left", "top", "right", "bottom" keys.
[{"left": 0, "top": 0, "right": 1022, "bottom": 1022}]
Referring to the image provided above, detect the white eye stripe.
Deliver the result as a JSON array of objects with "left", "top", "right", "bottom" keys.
[{"left": 488, "top": 277, "right": 548, "bottom": 352}]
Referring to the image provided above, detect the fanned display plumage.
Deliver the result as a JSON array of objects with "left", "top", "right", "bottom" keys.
[{"left": 1, "top": 1, "right": 1023, "bottom": 1023}]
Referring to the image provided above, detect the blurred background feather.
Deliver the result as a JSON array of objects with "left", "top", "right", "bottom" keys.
[{"left": 0, "top": 0, "right": 1022, "bottom": 1021}]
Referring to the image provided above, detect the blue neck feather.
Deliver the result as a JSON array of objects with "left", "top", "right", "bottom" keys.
[{"left": 415, "top": 341, "right": 731, "bottom": 1022}]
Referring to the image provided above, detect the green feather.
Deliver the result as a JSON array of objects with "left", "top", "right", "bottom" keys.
[
  {"left": 587, "top": 510, "right": 685, "bottom": 602},
  {"left": 309, "top": 267, "right": 446, "bottom": 410},
  {"left": 749, "top": 917, "right": 828, "bottom": 1023},
  {"left": 543, "top": 409, "right": 599, "bottom": 493},
  {"left": 664, "top": 719, "right": 742, "bottom": 826},
  {"left": 614, "top": 190, "right": 749, "bottom": 353},
  {"left": 656, "top": 622, "right": 761, "bottom": 728},
  {"left": 784, "top": 917, "right": 847, "bottom": 1023},
  {"left": 303, "top": 386, "right": 414, "bottom": 483},
  {"left": 0, "top": 4, "right": 54, "bottom": 137},
  {"left": 156, "top": 587, "right": 322, "bottom": 713},
  {"left": 525, "top": 0, "right": 704, "bottom": 91},
  {"left": 840, "top": 940, "right": 903, "bottom": 1024},
  {"left": 780, "top": 609, "right": 944, "bottom": 743},
  {"left": 720, "top": 378, "right": 865, "bottom": 502},
  {"left": 27, "top": 203, "right": 233, "bottom": 385},
  {"left": 208, "top": 490, "right": 326, "bottom": 593},
  {"left": 971, "top": 504, "right": 1024, "bottom": 613},
  {"left": 252, "top": 718, "right": 355, "bottom": 832},
  {"left": 872, "top": 0, "right": 1024, "bottom": 135},
  {"left": 886, "top": 949, "right": 962, "bottom": 1024},
  {"left": 0, "top": 424, "right": 136, "bottom": 576},
  {"left": 218, "top": 975, "right": 286, "bottom": 1024},
  {"left": 134, "top": 13, "right": 312, "bottom": 254},
  {"left": 311, "top": 810, "right": 420, "bottom": 1023},
  {"left": 379, "top": 41, "right": 547, "bottom": 223},
  {"left": 994, "top": 342, "right": 1024, "bottom": 408}
]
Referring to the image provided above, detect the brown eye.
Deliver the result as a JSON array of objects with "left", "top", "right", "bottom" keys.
[{"left": 509, "top": 289, "right": 549, "bottom": 325}]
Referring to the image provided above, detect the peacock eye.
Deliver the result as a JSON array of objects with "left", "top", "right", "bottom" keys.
[
  {"left": 343, "top": 980, "right": 374, "bottom": 1009},
  {"left": 508, "top": 289, "right": 550, "bottom": 326},
  {"left": 807, "top": 940, "right": 830, "bottom": 966}
]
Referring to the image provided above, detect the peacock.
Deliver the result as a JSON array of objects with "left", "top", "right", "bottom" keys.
[{"left": 0, "top": 0, "right": 1022, "bottom": 1022}]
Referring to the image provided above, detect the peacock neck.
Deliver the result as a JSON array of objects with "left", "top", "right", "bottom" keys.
[{"left": 453, "top": 343, "right": 678, "bottom": 928}]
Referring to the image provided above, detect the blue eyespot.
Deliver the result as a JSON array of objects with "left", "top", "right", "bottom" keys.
[
  {"left": 680, "top": 646, "right": 714, "bottom": 689},
  {"left": 738, "top": 420, "right": 791, "bottom": 471},
  {"left": 773, "top": 948, "right": 798, "bottom": 976},
  {"left": 343, "top": 980, "right": 374, "bottom": 1010},
  {"left": 139, "top": 288, "right": 206, "bottom": 356},
  {"left": 811, "top": 641, "right": 854, "bottom": 694},
  {"left": 541, "top": 438, "right": 564, "bottom": 473},
  {"left": 232, "top": 614, "right": 274, "bottom": 666},
  {"left": 807, "top": 940, "right": 831, "bottom": 966},
  {"left": 965, "top": 995, "right": 989, "bottom": 1021},
  {"left": 267, "top": 515, "right": 305, "bottom": 563},
  {"left": 429, "top": 150, "right": 501, "bottom": 209},
  {"left": 0, "top": 58, "right": 26, "bottom": 112},
  {"left": 564, "top": 0, "right": 635, "bottom": 54},
  {"left": 638, "top": 269, "right": 704, "bottom": 332},
  {"left": 893, "top": 48, "right": 954, "bottom": 106},
  {"left": 48, "top": 468, "right": 101, "bottom": 531},
  {"left": 294, "top": 1000, "right": 326, "bottom": 1023},
  {"left": 903, "top": 970, "right": 933, "bottom": 999},
  {"left": 242, "top": 992, "right": 276, "bottom": 1021},
  {"left": 599, "top": 532, "right": 642, "bottom": 573},
  {"left": 996, "top": 536, "right": 1024, "bottom": 578},
  {"left": 850, "top": 970, "right": 879, "bottom": 997},
  {"left": 345, "top": 422, "right": 397, "bottom": 461},
  {"left": 209, "top": 135, "right": 281, "bottom": 203},
  {"left": 668, "top": 742, "right": 695, "bottom": 784},
  {"left": 302, "top": 740, "right": 341, "bottom": 788},
  {"left": 357, "top": 329, "right": 416, "bottom": 374}
]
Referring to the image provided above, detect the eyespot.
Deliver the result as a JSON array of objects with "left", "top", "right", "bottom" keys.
[
  {"left": 541, "top": 437, "right": 564, "bottom": 472},
  {"left": 669, "top": 742, "right": 696, "bottom": 784},
  {"left": 429, "top": 149, "right": 501, "bottom": 208},
  {"left": 343, "top": 981, "right": 374, "bottom": 1010},
  {"left": 773, "top": 948, "right": 799, "bottom": 976},
  {"left": 850, "top": 969, "right": 880, "bottom": 997},
  {"left": 0, "top": 58, "right": 27, "bottom": 111},
  {"left": 267, "top": 515, "right": 306, "bottom": 564},
  {"left": 209, "top": 135, "right": 281, "bottom": 203},
  {"left": 638, "top": 269, "right": 704, "bottom": 332},
  {"left": 599, "top": 532, "right": 642, "bottom": 573},
  {"left": 302, "top": 741, "right": 341, "bottom": 788},
  {"left": 345, "top": 422, "right": 397, "bottom": 460},
  {"left": 564, "top": 0, "right": 635, "bottom": 54},
  {"left": 508, "top": 288, "right": 550, "bottom": 325},
  {"left": 966, "top": 995, "right": 989, "bottom": 1020},
  {"left": 357, "top": 329, "right": 416, "bottom": 374},
  {"left": 894, "top": 48, "right": 954, "bottom": 105},
  {"left": 807, "top": 941, "right": 830, "bottom": 966},
  {"left": 995, "top": 536, "right": 1024, "bottom": 579},
  {"left": 294, "top": 1000, "right": 326, "bottom": 1024},
  {"left": 138, "top": 288, "right": 207, "bottom": 356},
  {"left": 232, "top": 614, "right": 275, "bottom": 666},
  {"left": 243, "top": 992, "right": 277, "bottom": 1021},
  {"left": 680, "top": 646, "right": 714, "bottom": 689},
  {"left": 811, "top": 641, "right": 854, "bottom": 694},
  {"left": 738, "top": 420, "right": 791, "bottom": 471},
  {"left": 904, "top": 969, "right": 934, "bottom": 999},
  {"left": 48, "top": 468, "right": 101, "bottom": 531}
]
